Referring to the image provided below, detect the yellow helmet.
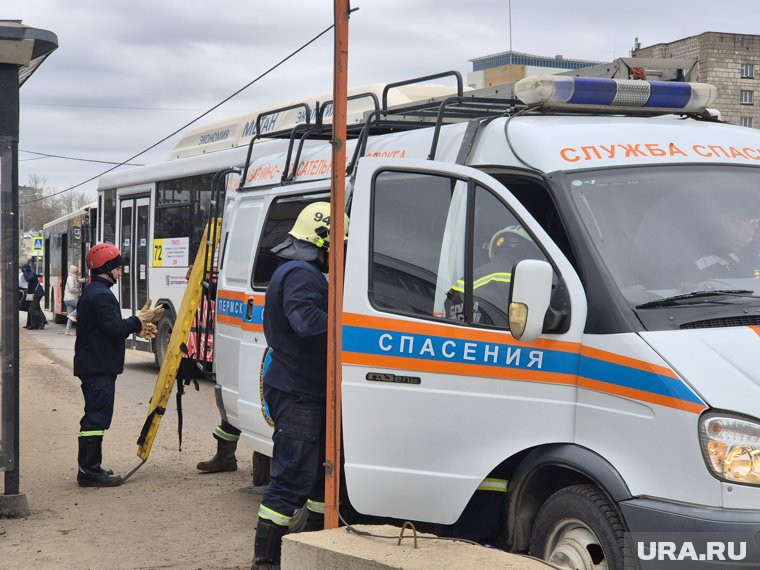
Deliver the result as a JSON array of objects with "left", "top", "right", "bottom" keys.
[
  {"left": 488, "top": 225, "right": 536, "bottom": 259},
  {"left": 288, "top": 202, "right": 349, "bottom": 251}
]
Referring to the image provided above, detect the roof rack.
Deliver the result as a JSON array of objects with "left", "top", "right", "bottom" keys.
[
  {"left": 241, "top": 70, "right": 526, "bottom": 184},
  {"left": 347, "top": 71, "right": 526, "bottom": 169},
  {"left": 241, "top": 59, "right": 713, "bottom": 186},
  {"left": 242, "top": 92, "right": 384, "bottom": 185}
]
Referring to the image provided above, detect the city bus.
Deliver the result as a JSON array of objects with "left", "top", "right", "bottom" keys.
[
  {"left": 42, "top": 202, "right": 98, "bottom": 323},
  {"left": 96, "top": 82, "right": 457, "bottom": 366}
]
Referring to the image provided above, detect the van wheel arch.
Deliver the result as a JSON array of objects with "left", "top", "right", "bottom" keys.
[{"left": 506, "top": 444, "right": 631, "bottom": 554}]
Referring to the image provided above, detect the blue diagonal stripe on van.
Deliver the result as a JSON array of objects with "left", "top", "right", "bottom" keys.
[{"left": 342, "top": 321, "right": 705, "bottom": 411}]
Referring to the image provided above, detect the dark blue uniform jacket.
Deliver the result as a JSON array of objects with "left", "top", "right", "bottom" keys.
[
  {"left": 74, "top": 277, "right": 142, "bottom": 376},
  {"left": 263, "top": 260, "right": 328, "bottom": 401}
]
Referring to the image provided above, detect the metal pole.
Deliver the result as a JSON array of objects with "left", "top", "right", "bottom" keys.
[
  {"left": 325, "top": 0, "right": 349, "bottom": 530},
  {"left": 0, "top": 61, "right": 27, "bottom": 515}
]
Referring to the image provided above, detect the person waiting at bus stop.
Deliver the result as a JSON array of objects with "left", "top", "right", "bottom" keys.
[
  {"left": 253, "top": 202, "right": 349, "bottom": 570},
  {"left": 21, "top": 262, "right": 47, "bottom": 330},
  {"left": 74, "top": 243, "right": 164, "bottom": 487},
  {"left": 64, "top": 264, "right": 85, "bottom": 336}
]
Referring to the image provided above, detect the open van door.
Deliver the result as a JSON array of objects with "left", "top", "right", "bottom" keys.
[{"left": 341, "top": 157, "right": 587, "bottom": 523}]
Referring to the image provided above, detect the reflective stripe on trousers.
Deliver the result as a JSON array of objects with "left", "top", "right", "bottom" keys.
[
  {"left": 79, "top": 429, "right": 105, "bottom": 437},
  {"left": 213, "top": 425, "right": 240, "bottom": 442},
  {"left": 258, "top": 505, "right": 292, "bottom": 527}
]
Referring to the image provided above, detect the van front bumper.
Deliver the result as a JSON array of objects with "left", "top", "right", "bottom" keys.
[
  {"left": 622, "top": 498, "right": 760, "bottom": 565},
  {"left": 621, "top": 497, "right": 760, "bottom": 534}
]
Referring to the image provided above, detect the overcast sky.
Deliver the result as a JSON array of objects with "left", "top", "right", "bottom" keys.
[{"left": 7, "top": 0, "right": 760, "bottom": 200}]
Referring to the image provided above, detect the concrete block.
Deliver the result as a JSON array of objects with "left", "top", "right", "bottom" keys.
[{"left": 282, "top": 524, "right": 550, "bottom": 569}]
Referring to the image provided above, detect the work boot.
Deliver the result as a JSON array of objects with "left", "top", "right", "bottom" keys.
[
  {"left": 302, "top": 510, "right": 324, "bottom": 532},
  {"left": 77, "top": 437, "right": 113, "bottom": 475},
  {"left": 197, "top": 436, "right": 238, "bottom": 473},
  {"left": 252, "top": 518, "right": 287, "bottom": 570},
  {"left": 77, "top": 436, "right": 122, "bottom": 487}
]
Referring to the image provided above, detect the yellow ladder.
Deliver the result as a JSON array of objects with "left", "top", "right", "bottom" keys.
[{"left": 136, "top": 219, "right": 221, "bottom": 461}]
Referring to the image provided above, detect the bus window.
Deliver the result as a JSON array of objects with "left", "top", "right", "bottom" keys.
[
  {"left": 102, "top": 189, "right": 116, "bottom": 244},
  {"left": 155, "top": 173, "right": 213, "bottom": 260}
]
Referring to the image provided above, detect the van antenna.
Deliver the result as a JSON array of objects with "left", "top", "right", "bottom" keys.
[{"left": 508, "top": 0, "right": 513, "bottom": 64}]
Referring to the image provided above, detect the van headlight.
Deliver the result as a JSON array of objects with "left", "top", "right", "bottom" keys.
[{"left": 700, "top": 413, "right": 760, "bottom": 485}]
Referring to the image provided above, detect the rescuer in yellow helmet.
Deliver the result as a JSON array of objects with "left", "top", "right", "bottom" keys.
[{"left": 253, "top": 202, "right": 348, "bottom": 569}]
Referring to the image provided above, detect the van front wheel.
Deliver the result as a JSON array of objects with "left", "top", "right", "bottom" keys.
[{"left": 529, "top": 484, "right": 627, "bottom": 570}]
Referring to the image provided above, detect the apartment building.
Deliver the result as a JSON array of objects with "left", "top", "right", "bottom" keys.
[{"left": 633, "top": 32, "right": 760, "bottom": 128}]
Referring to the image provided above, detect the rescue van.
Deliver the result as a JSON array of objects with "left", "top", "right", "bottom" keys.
[{"left": 214, "top": 70, "right": 760, "bottom": 569}]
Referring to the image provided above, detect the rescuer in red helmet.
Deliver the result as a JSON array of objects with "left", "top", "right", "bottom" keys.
[{"left": 73, "top": 243, "right": 164, "bottom": 487}]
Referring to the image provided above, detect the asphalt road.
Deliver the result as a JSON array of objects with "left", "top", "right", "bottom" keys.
[{"left": 1, "top": 311, "right": 259, "bottom": 569}]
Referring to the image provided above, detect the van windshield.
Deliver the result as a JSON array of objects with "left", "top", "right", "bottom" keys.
[{"left": 566, "top": 165, "right": 760, "bottom": 307}]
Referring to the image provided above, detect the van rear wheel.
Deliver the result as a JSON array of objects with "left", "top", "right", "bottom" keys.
[{"left": 529, "top": 484, "right": 627, "bottom": 570}]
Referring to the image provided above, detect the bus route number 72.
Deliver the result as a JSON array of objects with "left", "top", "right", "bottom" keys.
[{"left": 153, "top": 240, "right": 163, "bottom": 266}]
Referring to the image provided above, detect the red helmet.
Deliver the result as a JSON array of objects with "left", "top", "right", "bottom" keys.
[{"left": 86, "top": 243, "right": 123, "bottom": 271}]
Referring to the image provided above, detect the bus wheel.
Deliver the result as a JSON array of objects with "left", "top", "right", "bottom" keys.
[
  {"left": 153, "top": 313, "right": 174, "bottom": 367},
  {"left": 529, "top": 484, "right": 627, "bottom": 570}
]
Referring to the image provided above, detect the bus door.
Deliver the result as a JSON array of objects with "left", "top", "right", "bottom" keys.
[
  {"left": 119, "top": 196, "right": 150, "bottom": 313},
  {"left": 43, "top": 238, "right": 50, "bottom": 310},
  {"left": 57, "top": 231, "right": 68, "bottom": 316}
]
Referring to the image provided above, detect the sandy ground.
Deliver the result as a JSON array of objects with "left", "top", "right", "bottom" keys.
[{"left": 0, "top": 317, "right": 260, "bottom": 570}]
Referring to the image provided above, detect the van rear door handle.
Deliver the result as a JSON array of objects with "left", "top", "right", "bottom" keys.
[{"left": 246, "top": 298, "right": 254, "bottom": 321}]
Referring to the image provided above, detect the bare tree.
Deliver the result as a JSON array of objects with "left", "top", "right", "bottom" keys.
[
  {"left": 20, "top": 175, "right": 56, "bottom": 232},
  {"left": 52, "top": 188, "right": 91, "bottom": 216},
  {"left": 20, "top": 175, "right": 93, "bottom": 232}
]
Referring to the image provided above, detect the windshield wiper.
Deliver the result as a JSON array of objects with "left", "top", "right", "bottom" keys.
[{"left": 636, "top": 289, "right": 759, "bottom": 309}]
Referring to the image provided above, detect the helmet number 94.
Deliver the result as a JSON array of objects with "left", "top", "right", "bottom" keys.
[{"left": 313, "top": 211, "right": 330, "bottom": 224}]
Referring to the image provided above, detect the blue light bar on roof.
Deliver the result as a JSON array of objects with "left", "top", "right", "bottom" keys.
[{"left": 515, "top": 76, "right": 717, "bottom": 113}]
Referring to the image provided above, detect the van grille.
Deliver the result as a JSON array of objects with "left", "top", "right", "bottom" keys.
[{"left": 680, "top": 315, "right": 760, "bottom": 329}]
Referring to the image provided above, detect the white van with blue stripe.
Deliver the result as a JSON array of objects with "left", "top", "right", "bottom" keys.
[{"left": 215, "top": 71, "right": 760, "bottom": 569}]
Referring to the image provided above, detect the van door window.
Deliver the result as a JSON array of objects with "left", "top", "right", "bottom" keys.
[
  {"left": 369, "top": 171, "right": 548, "bottom": 329},
  {"left": 495, "top": 176, "right": 578, "bottom": 270},
  {"left": 450, "top": 184, "right": 547, "bottom": 327},
  {"left": 369, "top": 171, "right": 465, "bottom": 317},
  {"left": 252, "top": 192, "right": 330, "bottom": 289}
]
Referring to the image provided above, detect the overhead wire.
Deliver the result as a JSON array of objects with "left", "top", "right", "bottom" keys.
[
  {"left": 21, "top": 21, "right": 335, "bottom": 205},
  {"left": 22, "top": 102, "right": 248, "bottom": 112},
  {"left": 19, "top": 149, "right": 145, "bottom": 166}
]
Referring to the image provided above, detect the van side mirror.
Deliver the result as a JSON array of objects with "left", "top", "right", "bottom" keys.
[{"left": 509, "top": 259, "right": 553, "bottom": 342}]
